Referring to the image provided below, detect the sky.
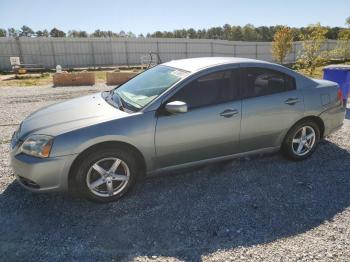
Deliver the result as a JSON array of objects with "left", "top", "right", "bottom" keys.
[{"left": 0, "top": 0, "right": 349, "bottom": 34}]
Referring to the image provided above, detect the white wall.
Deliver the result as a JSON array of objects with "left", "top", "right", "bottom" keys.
[{"left": 0, "top": 37, "right": 339, "bottom": 71}]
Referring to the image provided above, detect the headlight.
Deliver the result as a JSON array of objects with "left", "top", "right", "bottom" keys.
[{"left": 21, "top": 135, "right": 54, "bottom": 158}]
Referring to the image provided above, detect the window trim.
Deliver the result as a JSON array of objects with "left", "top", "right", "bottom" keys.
[{"left": 240, "top": 67, "right": 296, "bottom": 99}]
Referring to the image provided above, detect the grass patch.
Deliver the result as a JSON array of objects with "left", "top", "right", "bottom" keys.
[
  {"left": 95, "top": 71, "right": 107, "bottom": 83},
  {"left": 0, "top": 73, "right": 52, "bottom": 87}
]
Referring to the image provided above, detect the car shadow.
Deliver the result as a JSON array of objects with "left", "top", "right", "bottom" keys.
[{"left": 1, "top": 140, "right": 350, "bottom": 261}]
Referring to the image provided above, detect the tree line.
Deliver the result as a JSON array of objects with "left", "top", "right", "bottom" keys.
[
  {"left": 0, "top": 23, "right": 347, "bottom": 41},
  {"left": 272, "top": 19, "right": 350, "bottom": 76}
]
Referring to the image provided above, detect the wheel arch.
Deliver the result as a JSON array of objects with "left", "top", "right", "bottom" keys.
[
  {"left": 67, "top": 141, "right": 147, "bottom": 192},
  {"left": 284, "top": 115, "right": 325, "bottom": 143}
]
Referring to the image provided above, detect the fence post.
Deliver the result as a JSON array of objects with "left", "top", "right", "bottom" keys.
[
  {"left": 326, "top": 40, "right": 330, "bottom": 52},
  {"left": 210, "top": 42, "right": 214, "bottom": 56},
  {"left": 233, "top": 44, "right": 236, "bottom": 57},
  {"left": 15, "top": 37, "right": 23, "bottom": 64},
  {"left": 63, "top": 38, "right": 68, "bottom": 68},
  {"left": 293, "top": 42, "right": 297, "bottom": 63},
  {"left": 156, "top": 40, "right": 160, "bottom": 61},
  {"left": 50, "top": 38, "right": 56, "bottom": 68},
  {"left": 90, "top": 40, "right": 96, "bottom": 69},
  {"left": 185, "top": 41, "right": 188, "bottom": 58},
  {"left": 37, "top": 38, "right": 42, "bottom": 67},
  {"left": 109, "top": 38, "right": 115, "bottom": 66},
  {"left": 124, "top": 40, "right": 129, "bottom": 67},
  {"left": 255, "top": 44, "right": 258, "bottom": 59}
]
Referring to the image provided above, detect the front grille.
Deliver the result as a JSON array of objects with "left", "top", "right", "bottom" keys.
[{"left": 18, "top": 176, "right": 40, "bottom": 189}]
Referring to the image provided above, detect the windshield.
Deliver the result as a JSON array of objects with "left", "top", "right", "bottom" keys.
[{"left": 112, "top": 65, "right": 189, "bottom": 110}]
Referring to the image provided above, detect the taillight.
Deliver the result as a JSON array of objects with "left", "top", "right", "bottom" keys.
[{"left": 337, "top": 88, "right": 343, "bottom": 102}]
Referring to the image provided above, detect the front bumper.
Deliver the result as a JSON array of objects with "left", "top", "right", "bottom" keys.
[{"left": 10, "top": 149, "right": 77, "bottom": 193}]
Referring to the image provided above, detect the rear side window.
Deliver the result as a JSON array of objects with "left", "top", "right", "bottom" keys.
[
  {"left": 170, "top": 69, "right": 239, "bottom": 109},
  {"left": 242, "top": 67, "right": 296, "bottom": 98}
]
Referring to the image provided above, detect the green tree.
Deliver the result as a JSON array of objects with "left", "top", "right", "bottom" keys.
[
  {"left": 207, "top": 27, "right": 223, "bottom": 39},
  {"left": 36, "top": 30, "right": 49, "bottom": 37},
  {"left": 197, "top": 29, "right": 207, "bottom": 39},
  {"left": 0, "top": 28, "right": 6, "bottom": 37},
  {"left": 187, "top": 28, "right": 197, "bottom": 39},
  {"left": 346, "top": 17, "right": 350, "bottom": 27},
  {"left": 242, "top": 24, "right": 257, "bottom": 41},
  {"left": 174, "top": 29, "right": 187, "bottom": 38},
  {"left": 153, "top": 31, "right": 163, "bottom": 37},
  {"left": 231, "top": 26, "right": 243, "bottom": 40},
  {"left": 50, "top": 28, "right": 66, "bottom": 37},
  {"left": 19, "top": 25, "right": 34, "bottom": 37},
  {"left": 272, "top": 26, "right": 294, "bottom": 64},
  {"left": 36, "top": 30, "right": 44, "bottom": 37},
  {"left": 119, "top": 30, "right": 126, "bottom": 37},
  {"left": 294, "top": 23, "right": 329, "bottom": 76},
  {"left": 68, "top": 30, "right": 88, "bottom": 37},
  {"left": 91, "top": 30, "right": 118, "bottom": 37},
  {"left": 42, "top": 29, "right": 49, "bottom": 37},
  {"left": 223, "top": 24, "right": 232, "bottom": 40},
  {"left": 256, "top": 26, "right": 273, "bottom": 41},
  {"left": 7, "top": 28, "right": 19, "bottom": 37},
  {"left": 126, "top": 31, "right": 136, "bottom": 38}
]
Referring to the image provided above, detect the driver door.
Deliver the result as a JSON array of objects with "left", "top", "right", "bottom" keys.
[{"left": 154, "top": 68, "right": 242, "bottom": 168}]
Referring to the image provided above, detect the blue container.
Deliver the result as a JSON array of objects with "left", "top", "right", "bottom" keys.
[{"left": 323, "top": 65, "right": 350, "bottom": 105}]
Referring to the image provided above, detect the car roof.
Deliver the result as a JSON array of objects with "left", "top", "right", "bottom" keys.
[{"left": 163, "top": 57, "right": 272, "bottom": 72}]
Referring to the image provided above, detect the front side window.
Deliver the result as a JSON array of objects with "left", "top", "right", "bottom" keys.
[
  {"left": 242, "top": 67, "right": 296, "bottom": 98},
  {"left": 112, "top": 65, "right": 189, "bottom": 110},
  {"left": 170, "top": 69, "right": 239, "bottom": 109}
]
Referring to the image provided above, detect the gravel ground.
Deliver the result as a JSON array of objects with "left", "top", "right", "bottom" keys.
[{"left": 0, "top": 85, "right": 349, "bottom": 262}]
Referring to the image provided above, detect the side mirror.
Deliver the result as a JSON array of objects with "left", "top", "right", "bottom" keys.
[{"left": 165, "top": 101, "right": 188, "bottom": 114}]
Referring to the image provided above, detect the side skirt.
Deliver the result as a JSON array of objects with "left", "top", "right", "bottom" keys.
[{"left": 147, "top": 146, "right": 280, "bottom": 176}]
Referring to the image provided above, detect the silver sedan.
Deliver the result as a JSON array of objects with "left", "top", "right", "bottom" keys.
[{"left": 10, "top": 57, "right": 345, "bottom": 202}]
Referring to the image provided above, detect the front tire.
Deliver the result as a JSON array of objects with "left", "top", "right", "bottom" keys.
[
  {"left": 282, "top": 120, "right": 320, "bottom": 161},
  {"left": 75, "top": 147, "right": 138, "bottom": 203}
]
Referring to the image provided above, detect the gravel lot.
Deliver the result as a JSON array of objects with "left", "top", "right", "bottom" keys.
[{"left": 0, "top": 85, "right": 349, "bottom": 262}]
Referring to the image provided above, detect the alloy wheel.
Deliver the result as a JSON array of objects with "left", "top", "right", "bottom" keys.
[
  {"left": 86, "top": 157, "right": 130, "bottom": 197},
  {"left": 291, "top": 126, "right": 316, "bottom": 156}
]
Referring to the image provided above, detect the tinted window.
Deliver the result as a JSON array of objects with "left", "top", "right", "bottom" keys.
[
  {"left": 242, "top": 68, "right": 296, "bottom": 98},
  {"left": 170, "top": 69, "right": 239, "bottom": 109}
]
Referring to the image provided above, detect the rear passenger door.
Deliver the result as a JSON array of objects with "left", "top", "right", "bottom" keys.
[{"left": 240, "top": 67, "right": 304, "bottom": 152}]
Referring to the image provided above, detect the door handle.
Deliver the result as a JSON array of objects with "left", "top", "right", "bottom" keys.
[
  {"left": 284, "top": 98, "right": 299, "bottom": 105},
  {"left": 220, "top": 109, "right": 239, "bottom": 118}
]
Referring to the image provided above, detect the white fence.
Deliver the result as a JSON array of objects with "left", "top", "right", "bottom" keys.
[{"left": 0, "top": 37, "right": 339, "bottom": 71}]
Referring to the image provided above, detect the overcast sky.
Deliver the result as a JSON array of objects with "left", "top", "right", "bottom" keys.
[{"left": 0, "top": 0, "right": 349, "bottom": 34}]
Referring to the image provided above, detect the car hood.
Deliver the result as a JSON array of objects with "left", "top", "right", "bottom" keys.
[{"left": 19, "top": 93, "right": 129, "bottom": 138}]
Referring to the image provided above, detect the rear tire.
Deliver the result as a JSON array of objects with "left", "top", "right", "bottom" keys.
[
  {"left": 74, "top": 147, "right": 139, "bottom": 203},
  {"left": 282, "top": 120, "right": 320, "bottom": 161}
]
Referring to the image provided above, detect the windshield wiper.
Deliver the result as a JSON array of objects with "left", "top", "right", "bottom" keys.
[
  {"left": 103, "top": 90, "right": 124, "bottom": 111},
  {"left": 114, "top": 92, "right": 125, "bottom": 111}
]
